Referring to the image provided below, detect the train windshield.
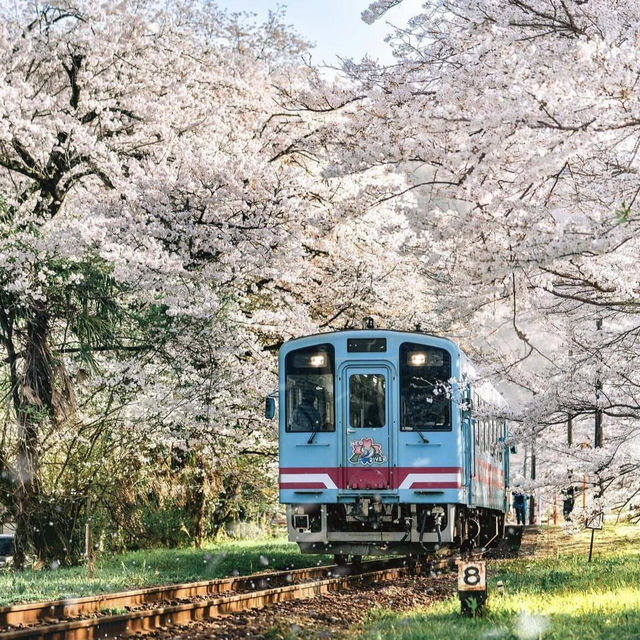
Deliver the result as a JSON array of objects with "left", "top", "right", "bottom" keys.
[
  {"left": 285, "top": 344, "right": 335, "bottom": 432},
  {"left": 400, "top": 343, "right": 451, "bottom": 431},
  {"left": 349, "top": 373, "right": 386, "bottom": 428}
]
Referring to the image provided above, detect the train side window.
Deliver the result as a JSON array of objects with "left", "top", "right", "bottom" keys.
[
  {"left": 473, "top": 393, "right": 480, "bottom": 447},
  {"left": 475, "top": 398, "right": 483, "bottom": 451},
  {"left": 285, "top": 344, "right": 335, "bottom": 432},
  {"left": 400, "top": 343, "right": 452, "bottom": 431},
  {"left": 498, "top": 420, "right": 506, "bottom": 461},
  {"left": 349, "top": 373, "right": 386, "bottom": 428}
]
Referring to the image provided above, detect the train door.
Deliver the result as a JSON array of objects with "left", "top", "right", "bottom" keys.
[{"left": 342, "top": 366, "right": 391, "bottom": 490}]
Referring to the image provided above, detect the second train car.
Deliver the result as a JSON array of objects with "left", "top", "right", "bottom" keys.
[{"left": 268, "top": 325, "right": 510, "bottom": 559}]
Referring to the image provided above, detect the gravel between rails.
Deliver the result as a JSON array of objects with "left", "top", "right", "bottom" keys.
[{"left": 148, "top": 571, "right": 457, "bottom": 640}]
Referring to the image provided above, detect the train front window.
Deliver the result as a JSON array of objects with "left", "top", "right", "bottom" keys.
[
  {"left": 400, "top": 343, "right": 452, "bottom": 431},
  {"left": 285, "top": 344, "right": 335, "bottom": 432},
  {"left": 349, "top": 373, "right": 386, "bottom": 428}
]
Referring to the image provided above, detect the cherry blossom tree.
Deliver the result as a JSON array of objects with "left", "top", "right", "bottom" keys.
[
  {"left": 5, "top": 0, "right": 640, "bottom": 566},
  {"left": 0, "top": 0, "right": 321, "bottom": 565},
  {"left": 285, "top": 0, "right": 640, "bottom": 510}
]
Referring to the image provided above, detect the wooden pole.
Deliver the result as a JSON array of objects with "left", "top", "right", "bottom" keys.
[
  {"left": 530, "top": 442, "right": 536, "bottom": 525},
  {"left": 568, "top": 348, "right": 574, "bottom": 447},
  {"left": 595, "top": 318, "right": 603, "bottom": 448},
  {"left": 530, "top": 449, "right": 536, "bottom": 480},
  {"left": 595, "top": 404, "right": 603, "bottom": 447},
  {"left": 86, "top": 496, "right": 94, "bottom": 578}
]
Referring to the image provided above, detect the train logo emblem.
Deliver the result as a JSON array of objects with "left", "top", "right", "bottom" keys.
[{"left": 349, "top": 437, "right": 386, "bottom": 465}]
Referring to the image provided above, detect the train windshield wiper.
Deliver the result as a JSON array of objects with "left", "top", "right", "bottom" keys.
[
  {"left": 307, "top": 427, "right": 320, "bottom": 444},
  {"left": 417, "top": 430, "right": 429, "bottom": 444}
]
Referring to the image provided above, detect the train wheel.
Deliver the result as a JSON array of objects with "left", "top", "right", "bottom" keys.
[
  {"left": 334, "top": 554, "right": 348, "bottom": 565},
  {"left": 351, "top": 554, "right": 362, "bottom": 565}
]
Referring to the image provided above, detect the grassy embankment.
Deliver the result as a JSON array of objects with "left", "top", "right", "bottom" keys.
[
  {"left": 0, "top": 536, "right": 331, "bottom": 606},
  {"left": 350, "top": 523, "right": 640, "bottom": 640}
]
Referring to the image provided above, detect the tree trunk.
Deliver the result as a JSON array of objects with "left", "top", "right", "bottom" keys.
[
  {"left": 194, "top": 473, "right": 207, "bottom": 549},
  {"left": 14, "top": 303, "right": 54, "bottom": 568},
  {"left": 191, "top": 455, "right": 208, "bottom": 548}
]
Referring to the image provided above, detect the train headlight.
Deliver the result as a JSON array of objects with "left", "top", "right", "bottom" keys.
[
  {"left": 408, "top": 351, "right": 427, "bottom": 366},
  {"left": 292, "top": 351, "right": 328, "bottom": 368},
  {"left": 309, "top": 354, "right": 326, "bottom": 367}
]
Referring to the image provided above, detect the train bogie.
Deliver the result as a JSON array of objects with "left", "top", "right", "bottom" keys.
[{"left": 273, "top": 329, "right": 509, "bottom": 556}]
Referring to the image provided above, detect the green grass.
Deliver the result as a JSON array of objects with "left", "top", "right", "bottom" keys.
[
  {"left": 349, "top": 524, "right": 640, "bottom": 640},
  {"left": 0, "top": 537, "right": 331, "bottom": 606}
]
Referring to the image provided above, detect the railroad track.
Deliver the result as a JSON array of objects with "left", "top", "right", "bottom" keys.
[{"left": 0, "top": 555, "right": 457, "bottom": 640}]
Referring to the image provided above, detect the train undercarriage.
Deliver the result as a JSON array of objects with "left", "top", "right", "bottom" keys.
[{"left": 288, "top": 501, "right": 505, "bottom": 560}]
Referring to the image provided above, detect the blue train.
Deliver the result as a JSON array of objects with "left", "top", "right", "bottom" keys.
[{"left": 266, "top": 324, "right": 510, "bottom": 560}]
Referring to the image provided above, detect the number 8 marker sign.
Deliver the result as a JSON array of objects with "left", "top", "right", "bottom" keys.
[
  {"left": 458, "top": 561, "right": 486, "bottom": 591},
  {"left": 457, "top": 560, "right": 487, "bottom": 616}
]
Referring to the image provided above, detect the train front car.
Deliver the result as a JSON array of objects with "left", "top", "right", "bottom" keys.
[{"left": 277, "top": 329, "right": 507, "bottom": 558}]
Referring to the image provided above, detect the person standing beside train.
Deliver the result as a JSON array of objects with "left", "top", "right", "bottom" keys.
[
  {"left": 512, "top": 485, "right": 526, "bottom": 525},
  {"left": 561, "top": 485, "right": 577, "bottom": 521}
]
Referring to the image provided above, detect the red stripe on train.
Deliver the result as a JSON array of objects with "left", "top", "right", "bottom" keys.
[
  {"left": 279, "top": 467, "right": 464, "bottom": 490},
  {"left": 410, "top": 482, "right": 461, "bottom": 489},
  {"left": 279, "top": 467, "right": 462, "bottom": 474},
  {"left": 279, "top": 482, "right": 327, "bottom": 489}
]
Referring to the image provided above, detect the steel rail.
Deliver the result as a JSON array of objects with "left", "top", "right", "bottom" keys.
[
  {"left": 0, "top": 557, "right": 452, "bottom": 640},
  {"left": 0, "top": 558, "right": 410, "bottom": 628},
  {"left": 0, "top": 563, "right": 327, "bottom": 627}
]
